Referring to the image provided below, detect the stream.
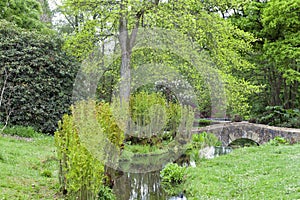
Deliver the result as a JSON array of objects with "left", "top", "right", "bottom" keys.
[{"left": 110, "top": 146, "right": 232, "bottom": 200}]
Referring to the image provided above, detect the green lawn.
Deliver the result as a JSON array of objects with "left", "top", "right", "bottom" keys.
[
  {"left": 184, "top": 144, "right": 300, "bottom": 200},
  {"left": 1, "top": 134, "right": 300, "bottom": 200},
  {"left": 0, "top": 135, "right": 61, "bottom": 200}
]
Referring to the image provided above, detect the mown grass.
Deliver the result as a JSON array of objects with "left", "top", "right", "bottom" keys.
[
  {"left": 0, "top": 134, "right": 61, "bottom": 200},
  {"left": 184, "top": 144, "right": 300, "bottom": 200},
  {"left": 2, "top": 131, "right": 300, "bottom": 200}
]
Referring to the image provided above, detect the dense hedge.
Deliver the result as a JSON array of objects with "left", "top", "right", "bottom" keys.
[{"left": 0, "top": 20, "right": 79, "bottom": 133}]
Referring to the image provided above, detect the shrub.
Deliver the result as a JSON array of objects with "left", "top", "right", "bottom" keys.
[
  {"left": 130, "top": 91, "right": 167, "bottom": 127},
  {"left": 98, "top": 186, "right": 116, "bottom": 200},
  {"left": 0, "top": 20, "right": 79, "bottom": 133},
  {"left": 192, "top": 132, "right": 221, "bottom": 148},
  {"left": 96, "top": 102, "right": 124, "bottom": 147},
  {"left": 55, "top": 113, "right": 105, "bottom": 199},
  {"left": 128, "top": 91, "right": 182, "bottom": 140},
  {"left": 166, "top": 102, "right": 182, "bottom": 132},
  {"left": 258, "top": 106, "right": 300, "bottom": 128},
  {"left": 160, "top": 163, "right": 185, "bottom": 184},
  {"left": 268, "top": 136, "right": 289, "bottom": 146},
  {"left": 55, "top": 100, "right": 125, "bottom": 199}
]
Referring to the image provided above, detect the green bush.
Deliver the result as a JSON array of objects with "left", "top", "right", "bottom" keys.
[
  {"left": 55, "top": 114, "right": 106, "bottom": 200},
  {"left": 160, "top": 163, "right": 186, "bottom": 196},
  {"left": 160, "top": 163, "right": 185, "bottom": 184},
  {"left": 130, "top": 91, "right": 167, "bottom": 127},
  {"left": 55, "top": 100, "right": 125, "bottom": 199},
  {"left": 129, "top": 91, "right": 182, "bottom": 139},
  {"left": 98, "top": 186, "right": 116, "bottom": 200},
  {"left": 166, "top": 102, "right": 182, "bottom": 132},
  {"left": 96, "top": 102, "right": 124, "bottom": 147},
  {"left": 192, "top": 132, "right": 221, "bottom": 148},
  {"left": 0, "top": 20, "right": 78, "bottom": 133},
  {"left": 268, "top": 136, "right": 289, "bottom": 146},
  {"left": 258, "top": 106, "right": 300, "bottom": 128}
]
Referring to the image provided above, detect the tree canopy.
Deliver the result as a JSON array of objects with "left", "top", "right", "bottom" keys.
[{"left": 0, "top": 0, "right": 48, "bottom": 30}]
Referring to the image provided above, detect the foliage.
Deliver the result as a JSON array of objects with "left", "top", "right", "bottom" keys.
[
  {"left": 130, "top": 91, "right": 167, "bottom": 127},
  {"left": 197, "top": 119, "right": 211, "bottom": 127},
  {"left": 267, "top": 136, "right": 289, "bottom": 146},
  {"left": 166, "top": 102, "right": 182, "bottom": 133},
  {"left": 0, "top": 125, "right": 39, "bottom": 138},
  {"left": 55, "top": 114, "right": 105, "bottom": 199},
  {"left": 160, "top": 163, "right": 186, "bottom": 195},
  {"left": 127, "top": 91, "right": 183, "bottom": 140},
  {"left": 96, "top": 102, "right": 124, "bottom": 147},
  {"left": 192, "top": 132, "right": 221, "bottom": 148},
  {"left": 186, "top": 132, "right": 221, "bottom": 162},
  {"left": 160, "top": 163, "right": 185, "bottom": 184},
  {"left": 229, "top": 0, "right": 300, "bottom": 117},
  {"left": 59, "top": 0, "right": 259, "bottom": 120},
  {"left": 0, "top": 20, "right": 79, "bottom": 133},
  {"left": 0, "top": 0, "right": 48, "bottom": 30},
  {"left": 97, "top": 185, "right": 116, "bottom": 200},
  {"left": 258, "top": 106, "right": 300, "bottom": 128}
]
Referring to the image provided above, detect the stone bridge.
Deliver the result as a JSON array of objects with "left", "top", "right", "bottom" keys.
[{"left": 192, "top": 122, "right": 300, "bottom": 146}]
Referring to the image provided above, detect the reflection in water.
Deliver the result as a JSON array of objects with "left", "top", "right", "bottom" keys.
[
  {"left": 113, "top": 170, "right": 168, "bottom": 200},
  {"left": 111, "top": 147, "right": 232, "bottom": 200}
]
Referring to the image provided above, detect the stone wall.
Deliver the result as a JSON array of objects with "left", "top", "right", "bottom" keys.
[{"left": 193, "top": 122, "right": 300, "bottom": 146}]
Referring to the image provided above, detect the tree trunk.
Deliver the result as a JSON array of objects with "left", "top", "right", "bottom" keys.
[{"left": 118, "top": 17, "right": 131, "bottom": 104}]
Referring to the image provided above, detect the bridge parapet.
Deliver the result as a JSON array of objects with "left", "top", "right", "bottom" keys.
[{"left": 192, "top": 122, "right": 300, "bottom": 146}]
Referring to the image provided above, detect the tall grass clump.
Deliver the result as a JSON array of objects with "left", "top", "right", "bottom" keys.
[{"left": 55, "top": 100, "right": 120, "bottom": 200}]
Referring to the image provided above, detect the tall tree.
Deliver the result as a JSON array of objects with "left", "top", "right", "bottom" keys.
[
  {"left": 228, "top": 0, "right": 300, "bottom": 112},
  {"left": 60, "top": 0, "right": 258, "bottom": 118},
  {"left": 0, "top": 0, "right": 47, "bottom": 30}
]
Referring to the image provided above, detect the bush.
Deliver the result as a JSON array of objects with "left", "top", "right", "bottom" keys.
[
  {"left": 55, "top": 100, "right": 124, "bottom": 199},
  {"left": 96, "top": 102, "right": 124, "bottom": 147},
  {"left": 130, "top": 91, "right": 167, "bottom": 127},
  {"left": 55, "top": 113, "right": 105, "bottom": 199},
  {"left": 128, "top": 91, "right": 182, "bottom": 139},
  {"left": 0, "top": 20, "right": 79, "bottom": 133},
  {"left": 160, "top": 163, "right": 185, "bottom": 184},
  {"left": 268, "top": 136, "right": 289, "bottom": 146},
  {"left": 160, "top": 163, "right": 186, "bottom": 196},
  {"left": 258, "top": 106, "right": 300, "bottom": 128},
  {"left": 98, "top": 186, "right": 116, "bottom": 200}
]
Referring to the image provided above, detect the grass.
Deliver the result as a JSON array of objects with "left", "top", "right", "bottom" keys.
[
  {"left": 0, "top": 134, "right": 61, "bottom": 200},
  {"left": 2, "top": 129, "right": 300, "bottom": 200},
  {"left": 184, "top": 144, "right": 300, "bottom": 200}
]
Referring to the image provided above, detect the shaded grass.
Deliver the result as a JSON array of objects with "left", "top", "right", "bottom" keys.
[
  {"left": 184, "top": 144, "right": 300, "bottom": 200},
  {"left": 0, "top": 134, "right": 61, "bottom": 199}
]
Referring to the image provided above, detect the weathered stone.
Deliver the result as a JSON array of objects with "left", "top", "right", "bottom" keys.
[
  {"left": 199, "top": 146, "right": 215, "bottom": 159},
  {"left": 193, "top": 122, "right": 300, "bottom": 146}
]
